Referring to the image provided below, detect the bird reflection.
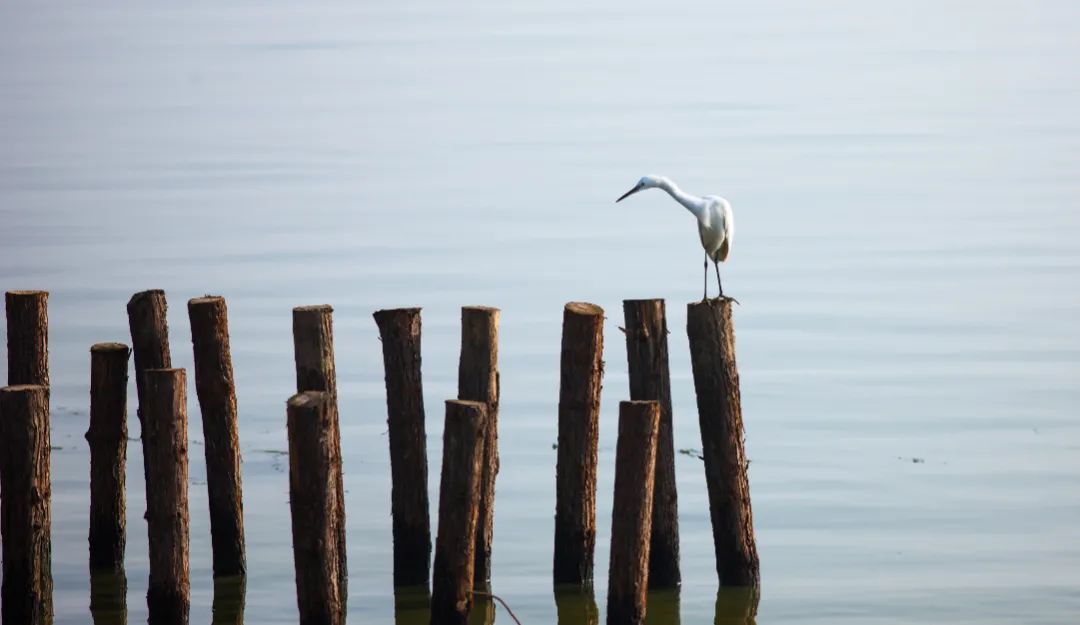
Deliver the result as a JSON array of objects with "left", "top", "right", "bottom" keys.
[
  {"left": 554, "top": 585, "right": 598, "bottom": 625},
  {"left": 211, "top": 576, "right": 246, "bottom": 625},
  {"left": 90, "top": 568, "right": 128, "bottom": 625},
  {"left": 714, "top": 587, "right": 759, "bottom": 625}
]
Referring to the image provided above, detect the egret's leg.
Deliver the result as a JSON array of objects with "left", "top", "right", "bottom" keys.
[
  {"left": 703, "top": 255, "right": 709, "bottom": 301},
  {"left": 714, "top": 260, "right": 723, "bottom": 297}
]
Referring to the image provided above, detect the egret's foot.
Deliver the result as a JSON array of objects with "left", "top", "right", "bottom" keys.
[{"left": 717, "top": 294, "right": 741, "bottom": 306}]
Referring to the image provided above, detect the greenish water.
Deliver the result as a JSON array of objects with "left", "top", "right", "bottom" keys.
[{"left": 2, "top": 0, "right": 1079, "bottom": 623}]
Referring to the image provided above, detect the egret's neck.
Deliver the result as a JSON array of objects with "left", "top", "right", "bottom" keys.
[{"left": 658, "top": 179, "right": 705, "bottom": 219}]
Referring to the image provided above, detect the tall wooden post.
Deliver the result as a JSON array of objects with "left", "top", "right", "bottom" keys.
[
  {"left": 553, "top": 302, "right": 604, "bottom": 586},
  {"left": 622, "top": 299, "right": 680, "bottom": 588},
  {"left": 606, "top": 400, "right": 660, "bottom": 625},
  {"left": 87, "top": 342, "right": 130, "bottom": 572},
  {"left": 287, "top": 391, "right": 344, "bottom": 625},
  {"left": 456, "top": 306, "right": 499, "bottom": 586},
  {"left": 126, "top": 289, "right": 172, "bottom": 487},
  {"left": 292, "top": 305, "right": 347, "bottom": 599},
  {"left": 686, "top": 299, "right": 759, "bottom": 587},
  {"left": 142, "top": 368, "right": 190, "bottom": 625},
  {"left": 0, "top": 384, "right": 52, "bottom": 625},
  {"left": 188, "top": 296, "right": 246, "bottom": 577},
  {"left": 430, "top": 400, "right": 487, "bottom": 625},
  {"left": 5, "top": 290, "right": 49, "bottom": 386},
  {"left": 373, "top": 307, "right": 431, "bottom": 588}
]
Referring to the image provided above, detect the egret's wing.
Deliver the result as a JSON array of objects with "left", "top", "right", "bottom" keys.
[{"left": 716, "top": 238, "right": 730, "bottom": 261}]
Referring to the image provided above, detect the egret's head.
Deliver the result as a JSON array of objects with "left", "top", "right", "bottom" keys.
[{"left": 616, "top": 175, "right": 665, "bottom": 202}]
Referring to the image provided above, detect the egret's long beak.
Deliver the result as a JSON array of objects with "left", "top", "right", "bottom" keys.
[{"left": 616, "top": 183, "right": 644, "bottom": 203}]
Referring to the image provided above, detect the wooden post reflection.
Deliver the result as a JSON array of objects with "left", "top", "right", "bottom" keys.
[
  {"left": 211, "top": 575, "right": 246, "bottom": 625},
  {"left": 89, "top": 568, "right": 127, "bottom": 625},
  {"left": 643, "top": 589, "right": 680, "bottom": 625},
  {"left": 714, "top": 587, "right": 759, "bottom": 625},
  {"left": 555, "top": 585, "right": 599, "bottom": 625}
]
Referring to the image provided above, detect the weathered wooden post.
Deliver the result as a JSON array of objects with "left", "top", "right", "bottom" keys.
[
  {"left": 189, "top": 296, "right": 246, "bottom": 577},
  {"left": 373, "top": 307, "right": 431, "bottom": 588},
  {"left": 87, "top": 342, "right": 130, "bottom": 573},
  {"left": 456, "top": 306, "right": 499, "bottom": 587},
  {"left": 622, "top": 299, "right": 680, "bottom": 588},
  {"left": 292, "top": 304, "right": 347, "bottom": 598},
  {"left": 430, "top": 400, "right": 487, "bottom": 625},
  {"left": 553, "top": 302, "right": 604, "bottom": 586},
  {"left": 606, "top": 400, "right": 660, "bottom": 625},
  {"left": 126, "top": 289, "right": 172, "bottom": 486},
  {"left": 686, "top": 299, "right": 760, "bottom": 587},
  {"left": 0, "top": 384, "right": 53, "bottom": 625},
  {"left": 5, "top": 290, "right": 49, "bottom": 386},
  {"left": 287, "top": 391, "right": 344, "bottom": 625},
  {"left": 142, "top": 368, "right": 190, "bottom": 625}
]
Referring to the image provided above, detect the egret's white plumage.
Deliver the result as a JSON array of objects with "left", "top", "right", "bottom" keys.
[{"left": 616, "top": 175, "right": 736, "bottom": 301}]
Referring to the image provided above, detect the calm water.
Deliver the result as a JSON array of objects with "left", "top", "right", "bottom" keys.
[{"left": 2, "top": 1, "right": 1079, "bottom": 623}]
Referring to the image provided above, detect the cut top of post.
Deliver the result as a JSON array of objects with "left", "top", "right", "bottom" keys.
[
  {"left": 294, "top": 304, "right": 333, "bottom": 314},
  {"left": 127, "top": 289, "right": 166, "bottom": 306},
  {"left": 188, "top": 295, "right": 225, "bottom": 307},
  {"left": 445, "top": 399, "right": 487, "bottom": 414},
  {"left": 287, "top": 390, "right": 327, "bottom": 410},
  {"left": 565, "top": 302, "right": 604, "bottom": 317},
  {"left": 5, "top": 290, "right": 48, "bottom": 296},
  {"left": 91, "top": 342, "right": 130, "bottom": 354}
]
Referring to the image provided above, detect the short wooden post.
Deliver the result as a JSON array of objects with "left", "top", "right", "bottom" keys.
[
  {"left": 5, "top": 290, "right": 49, "bottom": 386},
  {"left": 430, "top": 400, "right": 487, "bottom": 625},
  {"left": 621, "top": 299, "right": 681, "bottom": 588},
  {"left": 188, "top": 296, "right": 246, "bottom": 577},
  {"left": 606, "top": 400, "right": 660, "bottom": 625},
  {"left": 287, "top": 391, "right": 344, "bottom": 625},
  {"left": 456, "top": 306, "right": 499, "bottom": 586},
  {"left": 126, "top": 289, "right": 172, "bottom": 486},
  {"left": 87, "top": 342, "right": 130, "bottom": 573},
  {"left": 553, "top": 302, "right": 604, "bottom": 586},
  {"left": 373, "top": 307, "right": 431, "bottom": 588},
  {"left": 89, "top": 569, "right": 128, "bottom": 625},
  {"left": 686, "top": 300, "right": 760, "bottom": 587},
  {"left": 142, "top": 368, "right": 190, "bottom": 625},
  {"left": 0, "top": 384, "right": 53, "bottom": 625},
  {"left": 292, "top": 305, "right": 347, "bottom": 599}
]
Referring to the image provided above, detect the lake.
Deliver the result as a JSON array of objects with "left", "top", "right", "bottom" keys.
[{"left": 1, "top": 0, "right": 1079, "bottom": 623}]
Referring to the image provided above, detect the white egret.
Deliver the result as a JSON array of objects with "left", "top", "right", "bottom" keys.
[{"left": 616, "top": 175, "right": 737, "bottom": 302}]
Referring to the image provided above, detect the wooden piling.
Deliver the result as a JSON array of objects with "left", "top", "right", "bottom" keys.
[
  {"left": 287, "top": 391, "right": 344, "bottom": 625},
  {"left": 686, "top": 299, "right": 759, "bottom": 587},
  {"left": 5, "top": 290, "right": 49, "bottom": 386},
  {"left": 87, "top": 342, "right": 130, "bottom": 573},
  {"left": 553, "top": 302, "right": 604, "bottom": 586},
  {"left": 606, "top": 400, "right": 660, "bottom": 625},
  {"left": 0, "top": 384, "right": 53, "bottom": 625},
  {"left": 189, "top": 296, "right": 246, "bottom": 577},
  {"left": 430, "top": 400, "right": 487, "bottom": 625},
  {"left": 622, "top": 299, "right": 680, "bottom": 588},
  {"left": 126, "top": 289, "right": 172, "bottom": 488},
  {"left": 142, "top": 368, "right": 190, "bottom": 625},
  {"left": 373, "top": 307, "right": 431, "bottom": 588},
  {"left": 456, "top": 306, "right": 500, "bottom": 586},
  {"left": 292, "top": 305, "right": 347, "bottom": 598}
]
